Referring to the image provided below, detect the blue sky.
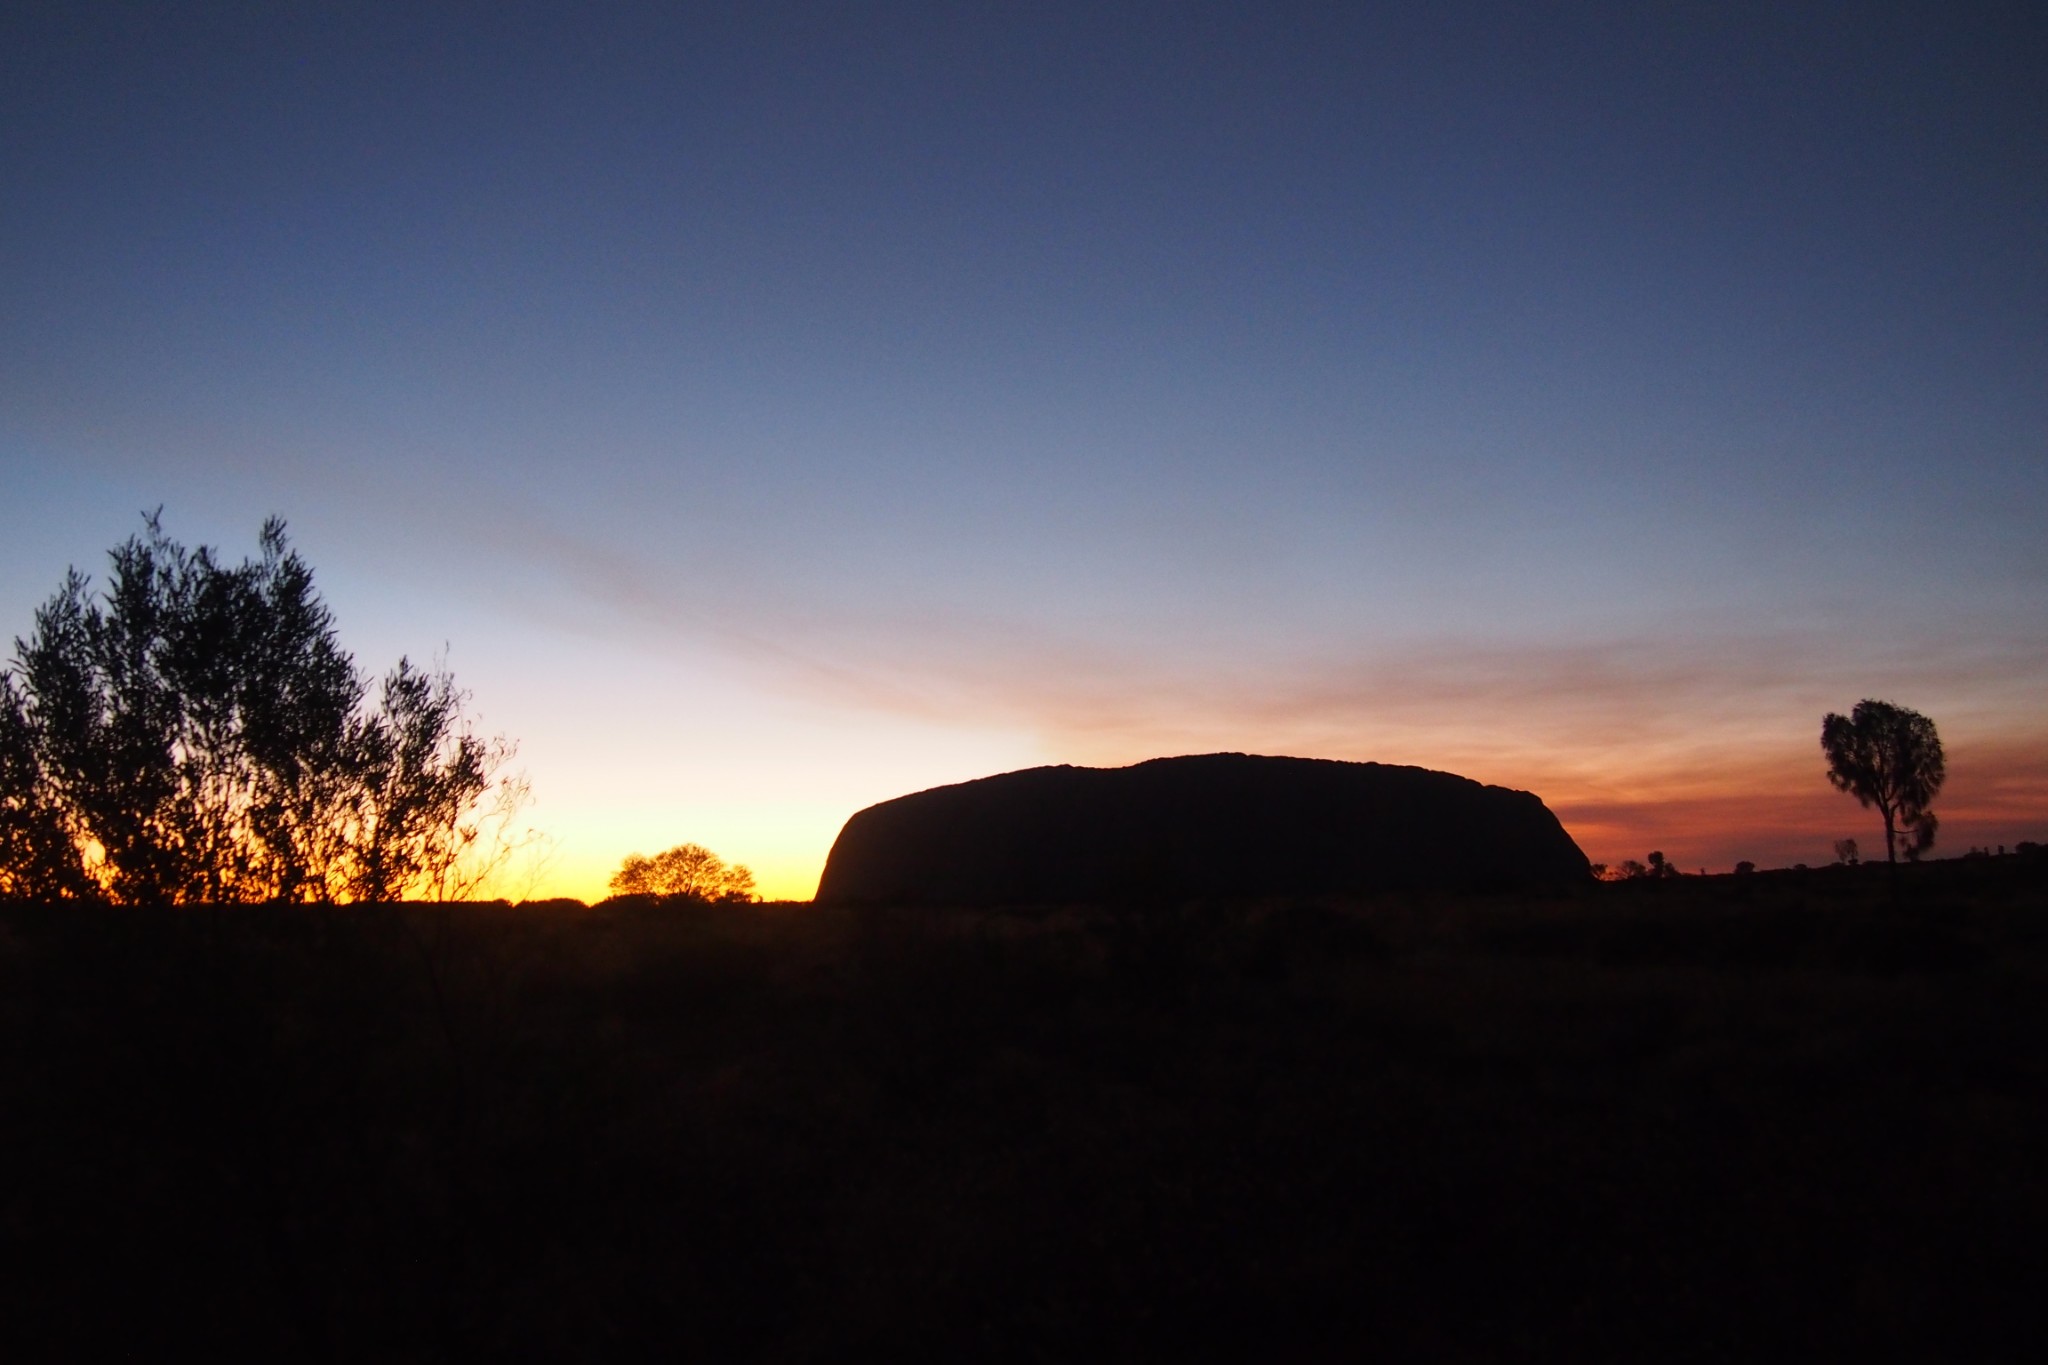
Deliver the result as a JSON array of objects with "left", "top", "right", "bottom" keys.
[{"left": 4, "top": 2, "right": 2044, "bottom": 895}]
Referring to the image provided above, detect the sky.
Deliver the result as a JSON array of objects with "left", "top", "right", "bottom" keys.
[{"left": 3, "top": 1, "right": 2043, "bottom": 899}]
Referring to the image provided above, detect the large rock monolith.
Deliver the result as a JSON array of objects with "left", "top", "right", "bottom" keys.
[{"left": 815, "top": 753, "right": 1589, "bottom": 906}]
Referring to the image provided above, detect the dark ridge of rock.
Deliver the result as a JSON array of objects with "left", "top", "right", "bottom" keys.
[{"left": 815, "top": 752, "right": 1591, "bottom": 906}]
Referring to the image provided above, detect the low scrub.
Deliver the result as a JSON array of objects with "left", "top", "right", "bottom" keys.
[{"left": 2, "top": 856, "right": 2044, "bottom": 1361}]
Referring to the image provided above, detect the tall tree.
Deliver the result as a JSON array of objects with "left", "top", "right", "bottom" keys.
[
  {"left": 0, "top": 514, "right": 525, "bottom": 903},
  {"left": 1821, "top": 700, "right": 1945, "bottom": 866}
]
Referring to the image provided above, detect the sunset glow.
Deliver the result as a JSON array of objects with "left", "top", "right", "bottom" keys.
[{"left": 5, "top": 4, "right": 2042, "bottom": 901}]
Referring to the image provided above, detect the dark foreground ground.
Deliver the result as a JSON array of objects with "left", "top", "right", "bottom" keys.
[{"left": 4, "top": 857, "right": 2046, "bottom": 1362}]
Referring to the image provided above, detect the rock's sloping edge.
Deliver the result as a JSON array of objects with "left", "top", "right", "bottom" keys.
[{"left": 816, "top": 752, "right": 1590, "bottom": 906}]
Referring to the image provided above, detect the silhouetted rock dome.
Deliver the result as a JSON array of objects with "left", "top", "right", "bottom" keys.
[{"left": 816, "top": 753, "right": 1590, "bottom": 906}]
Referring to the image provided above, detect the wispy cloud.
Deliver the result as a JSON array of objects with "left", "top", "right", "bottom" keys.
[{"left": 469, "top": 512, "right": 2048, "bottom": 869}]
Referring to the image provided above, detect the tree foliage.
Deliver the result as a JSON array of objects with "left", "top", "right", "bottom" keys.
[
  {"left": 609, "top": 842, "right": 758, "bottom": 904},
  {"left": 0, "top": 514, "right": 525, "bottom": 903},
  {"left": 1821, "top": 699, "right": 1945, "bottom": 866},
  {"left": 0, "top": 672, "right": 93, "bottom": 899}
]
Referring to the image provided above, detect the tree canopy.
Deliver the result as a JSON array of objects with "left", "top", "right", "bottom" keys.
[
  {"left": 1821, "top": 700, "right": 1945, "bottom": 866},
  {"left": 0, "top": 514, "right": 524, "bottom": 903},
  {"left": 609, "top": 843, "right": 758, "bottom": 904}
]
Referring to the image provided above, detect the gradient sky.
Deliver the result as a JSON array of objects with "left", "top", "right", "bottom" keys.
[{"left": 4, "top": 2, "right": 2044, "bottom": 898}]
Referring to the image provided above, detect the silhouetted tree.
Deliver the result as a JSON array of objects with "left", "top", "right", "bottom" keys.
[
  {"left": 0, "top": 514, "right": 525, "bottom": 903},
  {"left": 1821, "top": 700, "right": 1945, "bottom": 866},
  {"left": 0, "top": 673, "right": 93, "bottom": 899},
  {"left": 1612, "top": 859, "right": 1648, "bottom": 881},
  {"left": 341, "top": 658, "right": 525, "bottom": 902},
  {"left": 1833, "top": 838, "right": 1860, "bottom": 867},
  {"left": 610, "top": 842, "right": 757, "bottom": 903},
  {"left": 1733, "top": 860, "right": 1756, "bottom": 875}
]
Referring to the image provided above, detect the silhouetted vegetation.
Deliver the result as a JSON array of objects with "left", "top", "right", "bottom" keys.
[
  {"left": 4, "top": 857, "right": 2045, "bottom": 1360},
  {"left": 1823, "top": 700, "right": 1945, "bottom": 865},
  {"left": 0, "top": 515, "right": 525, "bottom": 903},
  {"left": 1605, "top": 854, "right": 1687, "bottom": 881},
  {"left": 608, "top": 842, "right": 758, "bottom": 904}
]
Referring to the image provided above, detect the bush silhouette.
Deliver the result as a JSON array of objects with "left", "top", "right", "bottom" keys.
[
  {"left": 0, "top": 513, "right": 523, "bottom": 902},
  {"left": 609, "top": 842, "right": 758, "bottom": 903}
]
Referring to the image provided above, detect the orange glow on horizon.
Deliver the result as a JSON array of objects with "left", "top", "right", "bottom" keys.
[{"left": 486, "top": 729, "right": 2048, "bottom": 905}]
